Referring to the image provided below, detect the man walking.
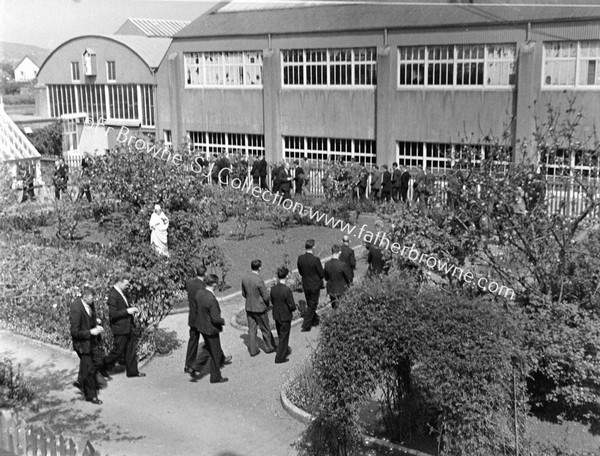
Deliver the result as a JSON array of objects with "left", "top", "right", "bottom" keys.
[
  {"left": 270, "top": 267, "right": 296, "bottom": 364},
  {"left": 102, "top": 276, "right": 146, "bottom": 378},
  {"left": 297, "top": 239, "right": 325, "bottom": 332},
  {"left": 324, "top": 245, "right": 353, "bottom": 309},
  {"left": 339, "top": 235, "right": 356, "bottom": 282},
  {"left": 184, "top": 265, "right": 206, "bottom": 374},
  {"left": 194, "top": 275, "right": 229, "bottom": 383},
  {"left": 380, "top": 165, "right": 392, "bottom": 202},
  {"left": 242, "top": 260, "right": 276, "bottom": 356},
  {"left": 400, "top": 165, "right": 411, "bottom": 203},
  {"left": 70, "top": 286, "right": 104, "bottom": 404},
  {"left": 278, "top": 161, "right": 294, "bottom": 199}
]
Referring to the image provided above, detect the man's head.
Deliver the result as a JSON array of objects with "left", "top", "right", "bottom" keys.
[
  {"left": 194, "top": 264, "right": 207, "bottom": 278},
  {"left": 305, "top": 239, "right": 315, "bottom": 251},
  {"left": 342, "top": 235, "right": 350, "bottom": 245},
  {"left": 382, "top": 165, "right": 388, "bottom": 170},
  {"left": 393, "top": 162, "right": 398, "bottom": 169},
  {"left": 331, "top": 244, "right": 341, "bottom": 258},
  {"left": 115, "top": 275, "right": 131, "bottom": 291},
  {"left": 205, "top": 274, "right": 219, "bottom": 288},
  {"left": 277, "top": 267, "right": 289, "bottom": 280},
  {"left": 154, "top": 204, "right": 162, "bottom": 215},
  {"left": 81, "top": 286, "right": 94, "bottom": 302},
  {"left": 284, "top": 161, "right": 290, "bottom": 170},
  {"left": 251, "top": 259, "right": 262, "bottom": 271}
]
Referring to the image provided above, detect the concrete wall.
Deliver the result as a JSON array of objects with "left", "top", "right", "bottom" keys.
[{"left": 37, "top": 36, "right": 154, "bottom": 85}]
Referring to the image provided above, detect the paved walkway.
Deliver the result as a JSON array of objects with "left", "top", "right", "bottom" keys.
[{"left": 0, "top": 292, "right": 321, "bottom": 456}]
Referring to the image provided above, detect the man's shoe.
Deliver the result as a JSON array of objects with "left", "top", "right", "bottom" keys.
[
  {"left": 210, "top": 377, "right": 229, "bottom": 384},
  {"left": 222, "top": 356, "right": 233, "bottom": 366},
  {"left": 275, "top": 358, "right": 289, "bottom": 364},
  {"left": 86, "top": 398, "right": 103, "bottom": 405},
  {"left": 300, "top": 328, "right": 311, "bottom": 332},
  {"left": 73, "top": 381, "right": 83, "bottom": 391},
  {"left": 264, "top": 349, "right": 275, "bottom": 354},
  {"left": 249, "top": 352, "right": 260, "bottom": 357},
  {"left": 189, "top": 369, "right": 206, "bottom": 381},
  {"left": 98, "top": 368, "right": 112, "bottom": 379},
  {"left": 127, "top": 372, "right": 146, "bottom": 378},
  {"left": 184, "top": 366, "right": 194, "bottom": 374}
]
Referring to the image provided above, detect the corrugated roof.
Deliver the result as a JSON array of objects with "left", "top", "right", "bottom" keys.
[
  {"left": 105, "top": 35, "right": 172, "bottom": 68},
  {"left": 176, "top": 3, "right": 600, "bottom": 38},
  {"left": 119, "top": 18, "right": 191, "bottom": 38}
]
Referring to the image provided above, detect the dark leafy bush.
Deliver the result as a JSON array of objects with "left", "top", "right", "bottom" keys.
[{"left": 0, "top": 358, "right": 35, "bottom": 407}]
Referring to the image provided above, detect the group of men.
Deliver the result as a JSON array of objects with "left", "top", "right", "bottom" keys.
[{"left": 69, "top": 276, "right": 146, "bottom": 405}]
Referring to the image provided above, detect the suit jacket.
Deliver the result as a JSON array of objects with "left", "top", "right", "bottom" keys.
[
  {"left": 259, "top": 158, "right": 267, "bottom": 177},
  {"left": 297, "top": 252, "right": 325, "bottom": 292},
  {"left": 108, "top": 286, "right": 134, "bottom": 335},
  {"left": 339, "top": 245, "right": 356, "bottom": 270},
  {"left": 195, "top": 288, "right": 225, "bottom": 335},
  {"left": 70, "top": 298, "right": 99, "bottom": 355},
  {"left": 324, "top": 258, "right": 352, "bottom": 296},
  {"left": 270, "top": 283, "right": 296, "bottom": 323},
  {"left": 186, "top": 277, "right": 205, "bottom": 328},
  {"left": 368, "top": 246, "right": 385, "bottom": 274},
  {"left": 382, "top": 171, "right": 392, "bottom": 192},
  {"left": 400, "top": 171, "right": 411, "bottom": 190},
  {"left": 295, "top": 166, "right": 305, "bottom": 183},
  {"left": 278, "top": 168, "right": 292, "bottom": 192},
  {"left": 392, "top": 169, "right": 402, "bottom": 188},
  {"left": 251, "top": 160, "right": 261, "bottom": 177},
  {"left": 242, "top": 272, "right": 271, "bottom": 313}
]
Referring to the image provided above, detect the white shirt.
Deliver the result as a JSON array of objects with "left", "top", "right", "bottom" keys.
[
  {"left": 114, "top": 286, "right": 129, "bottom": 306},
  {"left": 81, "top": 299, "right": 91, "bottom": 317}
]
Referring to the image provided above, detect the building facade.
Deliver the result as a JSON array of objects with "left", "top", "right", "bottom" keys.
[
  {"left": 156, "top": 2, "right": 600, "bottom": 175},
  {"left": 14, "top": 56, "right": 40, "bottom": 82},
  {"left": 35, "top": 34, "right": 171, "bottom": 157}
]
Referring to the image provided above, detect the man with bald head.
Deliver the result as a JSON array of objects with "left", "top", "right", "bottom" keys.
[{"left": 339, "top": 235, "right": 356, "bottom": 282}]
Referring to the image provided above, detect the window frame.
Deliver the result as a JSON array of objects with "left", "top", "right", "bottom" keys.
[
  {"left": 397, "top": 43, "right": 516, "bottom": 89},
  {"left": 282, "top": 135, "right": 376, "bottom": 165},
  {"left": 70, "top": 61, "right": 80, "bottom": 82},
  {"left": 183, "top": 51, "right": 264, "bottom": 88},
  {"left": 106, "top": 61, "right": 116, "bottom": 82},
  {"left": 542, "top": 40, "right": 600, "bottom": 90},
  {"left": 281, "top": 47, "right": 377, "bottom": 89}
]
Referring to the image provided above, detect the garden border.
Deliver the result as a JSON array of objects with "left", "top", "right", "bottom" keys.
[{"left": 279, "top": 379, "right": 433, "bottom": 456}]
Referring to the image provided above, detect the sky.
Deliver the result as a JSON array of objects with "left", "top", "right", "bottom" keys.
[
  {"left": 0, "top": 0, "right": 590, "bottom": 50},
  {"left": 0, "top": 0, "right": 217, "bottom": 49}
]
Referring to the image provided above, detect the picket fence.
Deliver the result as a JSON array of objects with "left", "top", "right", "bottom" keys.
[{"left": 0, "top": 410, "right": 102, "bottom": 456}]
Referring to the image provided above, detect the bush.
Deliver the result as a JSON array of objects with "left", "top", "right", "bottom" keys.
[
  {"left": 27, "top": 120, "right": 62, "bottom": 156},
  {"left": 0, "top": 202, "right": 54, "bottom": 232},
  {"left": 0, "top": 358, "right": 35, "bottom": 407},
  {"left": 297, "top": 271, "right": 530, "bottom": 456}
]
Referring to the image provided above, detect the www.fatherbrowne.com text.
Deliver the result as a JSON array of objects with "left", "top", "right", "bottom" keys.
[{"left": 97, "top": 123, "right": 514, "bottom": 300}]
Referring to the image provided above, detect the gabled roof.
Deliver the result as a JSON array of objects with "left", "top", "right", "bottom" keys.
[
  {"left": 115, "top": 18, "right": 191, "bottom": 38},
  {"left": 176, "top": 2, "right": 600, "bottom": 38},
  {"left": 15, "top": 55, "right": 42, "bottom": 69}
]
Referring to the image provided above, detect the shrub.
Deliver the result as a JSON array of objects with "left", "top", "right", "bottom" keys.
[
  {"left": 0, "top": 358, "right": 35, "bottom": 407},
  {"left": 27, "top": 120, "right": 62, "bottom": 156},
  {"left": 297, "top": 271, "right": 530, "bottom": 456}
]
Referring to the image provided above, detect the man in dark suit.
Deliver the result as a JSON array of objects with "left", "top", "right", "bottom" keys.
[
  {"left": 278, "top": 162, "right": 294, "bottom": 199},
  {"left": 259, "top": 155, "right": 268, "bottom": 189},
  {"left": 102, "top": 277, "right": 146, "bottom": 378},
  {"left": 270, "top": 267, "right": 296, "bottom": 364},
  {"left": 251, "top": 156, "right": 261, "bottom": 186},
  {"left": 70, "top": 287, "right": 104, "bottom": 404},
  {"left": 367, "top": 242, "right": 385, "bottom": 276},
  {"left": 294, "top": 160, "right": 305, "bottom": 196},
  {"left": 391, "top": 163, "right": 402, "bottom": 201},
  {"left": 339, "top": 235, "right": 356, "bottom": 282},
  {"left": 380, "top": 165, "right": 392, "bottom": 202},
  {"left": 242, "top": 260, "right": 276, "bottom": 356},
  {"left": 193, "top": 274, "right": 228, "bottom": 383},
  {"left": 184, "top": 265, "right": 206, "bottom": 374},
  {"left": 324, "top": 245, "right": 353, "bottom": 309},
  {"left": 272, "top": 161, "right": 283, "bottom": 194},
  {"left": 297, "top": 239, "right": 325, "bottom": 332},
  {"left": 400, "top": 166, "right": 411, "bottom": 203}
]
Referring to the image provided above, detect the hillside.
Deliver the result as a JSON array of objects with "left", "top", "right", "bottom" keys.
[{"left": 0, "top": 41, "right": 51, "bottom": 67}]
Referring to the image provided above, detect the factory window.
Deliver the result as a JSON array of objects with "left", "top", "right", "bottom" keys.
[
  {"left": 282, "top": 48, "right": 377, "bottom": 87},
  {"left": 188, "top": 132, "right": 265, "bottom": 157},
  {"left": 544, "top": 41, "right": 600, "bottom": 87},
  {"left": 71, "top": 62, "right": 80, "bottom": 82},
  {"left": 107, "top": 84, "right": 138, "bottom": 120},
  {"left": 398, "top": 43, "right": 516, "bottom": 87},
  {"left": 76, "top": 84, "right": 106, "bottom": 122},
  {"left": 283, "top": 136, "right": 376, "bottom": 165},
  {"left": 48, "top": 84, "right": 77, "bottom": 117},
  {"left": 107, "top": 61, "right": 116, "bottom": 82},
  {"left": 184, "top": 51, "right": 263, "bottom": 87}
]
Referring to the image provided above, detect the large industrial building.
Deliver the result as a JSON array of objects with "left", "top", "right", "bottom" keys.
[{"left": 35, "top": 2, "right": 600, "bottom": 177}]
